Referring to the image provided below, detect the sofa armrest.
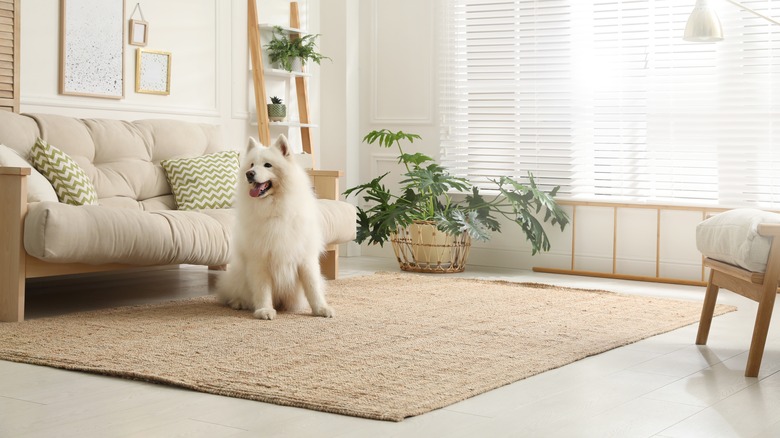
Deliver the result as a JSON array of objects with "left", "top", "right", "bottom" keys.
[
  {"left": 0, "top": 166, "right": 30, "bottom": 322},
  {"left": 0, "top": 166, "right": 31, "bottom": 177},
  {"left": 308, "top": 169, "right": 343, "bottom": 201},
  {"left": 306, "top": 169, "right": 347, "bottom": 280}
]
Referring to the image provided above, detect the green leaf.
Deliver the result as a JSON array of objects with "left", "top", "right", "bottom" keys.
[{"left": 399, "top": 152, "right": 433, "bottom": 166}]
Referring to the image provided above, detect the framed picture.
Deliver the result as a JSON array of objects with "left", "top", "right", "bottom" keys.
[
  {"left": 59, "top": 0, "right": 125, "bottom": 99},
  {"left": 129, "top": 19, "right": 148, "bottom": 46},
  {"left": 136, "top": 49, "right": 171, "bottom": 95}
]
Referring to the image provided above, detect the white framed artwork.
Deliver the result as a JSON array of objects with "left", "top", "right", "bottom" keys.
[
  {"left": 136, "top": 49, "right": 171, "bottom": 95},
  {"left": 59, "top": 0, "right": 125, "bottom": 99},
  {"left": 129, "top": 19, "right": 148, "bottom": 46}
]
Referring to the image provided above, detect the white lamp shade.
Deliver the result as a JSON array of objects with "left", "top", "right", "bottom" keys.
[{"left": 684, "top": 0, "right": 724, "bottom": 42}]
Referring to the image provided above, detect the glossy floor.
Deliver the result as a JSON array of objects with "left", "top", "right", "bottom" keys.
[{"left": 1, "top": 257, "right": 779, "bottom": 437}]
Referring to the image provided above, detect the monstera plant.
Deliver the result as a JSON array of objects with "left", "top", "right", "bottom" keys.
[{"left": 344, "top": 129, "right": 569, "bottom": 273}]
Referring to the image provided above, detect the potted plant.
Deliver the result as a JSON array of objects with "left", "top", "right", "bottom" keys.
[
  {"left": 343, "top": 129, "right": 570, "bottom": 273},
  {"left": 267, "top": 96, "right": 286, "bottom": 122},
  {"left": 265, "top": 26, "right": 330, "bottom": 72}
]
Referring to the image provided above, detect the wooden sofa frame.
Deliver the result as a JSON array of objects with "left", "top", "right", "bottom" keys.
[
  {"left": 0, "top": 167, "right": 343, "bottom": 322},
  {"left": 697, "top": 223, "right": 780, "bottom": 377}
]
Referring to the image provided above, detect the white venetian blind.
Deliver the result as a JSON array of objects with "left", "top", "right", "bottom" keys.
[{"left": 439, "top": 0, "right": 780, "bottom": 208}]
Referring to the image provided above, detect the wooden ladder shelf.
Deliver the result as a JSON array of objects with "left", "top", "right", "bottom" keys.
[{"left": 247, "top": 0, "right": 315, "bottom": 167}]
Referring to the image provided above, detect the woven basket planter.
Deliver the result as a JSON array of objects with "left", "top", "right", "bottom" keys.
[{"left": 390, "top": 221, "right": 471, "bottom": 273}]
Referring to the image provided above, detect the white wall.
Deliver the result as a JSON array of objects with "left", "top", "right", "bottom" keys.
[
  {"left": 319, "top": 0, "right": 360, "bottom": 256},
  {"left": 356, "top": 0, "right": 438, "bottom": 259},
  {"left": 19, "top": 0, "right": 319, "bottom": 154}
]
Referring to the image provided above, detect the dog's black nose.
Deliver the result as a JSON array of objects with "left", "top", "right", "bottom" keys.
[{"left": 246, "top": 170, "right": 255, "bottom": 182}]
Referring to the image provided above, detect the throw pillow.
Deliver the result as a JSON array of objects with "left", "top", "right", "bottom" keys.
[
  {"left": 0, "top": 144, "right": 59, "bottom": 203},
  {"left": 29, "top": 138, "right": 98, "bottom": 206},
  {"left": 161, "top": 150, "right": 240, "bottom": 210}
]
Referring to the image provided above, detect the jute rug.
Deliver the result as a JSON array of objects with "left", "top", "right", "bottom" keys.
[{"left": 0, "top": 272, "right": 734, "bottom": 421}]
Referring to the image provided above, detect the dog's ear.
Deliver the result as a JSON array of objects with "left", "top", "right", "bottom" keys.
[
  {"left": 272, "top": 134, "right": 291, "bottom": 157},
  {"left": 246, "top": 137, "right": 261, "bottom": 154}
]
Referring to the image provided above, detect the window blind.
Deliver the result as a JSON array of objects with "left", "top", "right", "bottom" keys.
[{"left": 439, "top": 0, "right": 780, "bottom": 208}]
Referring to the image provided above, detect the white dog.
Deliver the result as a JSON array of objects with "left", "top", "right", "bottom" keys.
[{"left": 217, "top": 135, "right": 333, "bottom": 320}]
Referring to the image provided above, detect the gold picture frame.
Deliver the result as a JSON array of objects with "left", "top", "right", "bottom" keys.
[
  {"left": 135, "top": 49, "right": 171, "bottom": 95},
  {"left": 129, "top": 19, "right": 148, "bottom": 46}
]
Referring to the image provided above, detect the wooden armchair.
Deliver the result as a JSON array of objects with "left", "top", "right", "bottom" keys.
[{"left": 696, "top": 223, "right": 780, "bottom": 377}]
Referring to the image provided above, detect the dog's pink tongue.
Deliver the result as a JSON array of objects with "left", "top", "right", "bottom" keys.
[
  {"left": 249, "top": 183, "right": 262, "bottom": 198},
  {"left": 249, "top": 182, "right": 267, "bottom": 198}
]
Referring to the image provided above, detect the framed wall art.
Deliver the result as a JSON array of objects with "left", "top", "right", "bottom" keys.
[
  {"left": 59, "top": 0, "right": 125, "bottom": 99},
  {"left": 129, "top": 19, "right": 148, "bottom": 46},
  {"left": 136, "top": 49, "right": 171, "bottom": 95}
]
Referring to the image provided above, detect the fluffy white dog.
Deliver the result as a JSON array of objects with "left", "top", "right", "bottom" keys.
[{"left": 217, "top": 135, "right": 333, "bottom": 320}]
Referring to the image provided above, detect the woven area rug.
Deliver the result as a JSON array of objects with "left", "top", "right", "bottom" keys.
[{"left": 0, "top": 272, "right": 734, "bottom": 421}]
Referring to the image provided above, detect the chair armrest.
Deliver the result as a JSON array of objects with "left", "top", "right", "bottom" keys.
[
  {"left": 307, "top": 169, "right": 343, "bottom": 201},
  {"left": 758, "top": 223, "right": 780, "bottom": 237}
]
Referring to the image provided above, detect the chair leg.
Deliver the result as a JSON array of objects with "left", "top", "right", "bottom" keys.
[
  {"left": 696, "top": 271, "right": 720, "bottom": 345},
  {"left": 745, "top": 285, "right": 778, "bottom": 377}
]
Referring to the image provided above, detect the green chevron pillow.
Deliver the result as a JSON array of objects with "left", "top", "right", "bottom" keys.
[
  {"left": 30, "top": 138, "right": 98, "bottom": 206},
  {"left": 161, "top": 150, "right": 239, "bottom": 210}
]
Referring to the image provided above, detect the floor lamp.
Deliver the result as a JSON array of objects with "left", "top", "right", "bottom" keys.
[{"left": 684, "top": 0, "right": 780, "bottom": 41}]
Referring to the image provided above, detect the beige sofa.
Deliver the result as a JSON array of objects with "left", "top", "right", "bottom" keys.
[{"left": 0, "top": 111, "right": 356, "bottom": 322}]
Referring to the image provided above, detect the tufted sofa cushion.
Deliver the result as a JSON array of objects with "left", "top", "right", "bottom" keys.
[{"left": 27, "top": 114, "right": 223, "bottom": 211}]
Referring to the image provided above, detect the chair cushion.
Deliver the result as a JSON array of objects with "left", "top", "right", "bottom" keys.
[
  {"left": 161, "top": 150, "right": 240, "bottom": 210},
  {"left": 696, "top": 208, "right": 780, "bottom": 273},
  {"left": 29, "top": 138, "right": 98, "bottom": 206},
  {"left": 0, "top": 144, "right": 58, "bottom": 203}
]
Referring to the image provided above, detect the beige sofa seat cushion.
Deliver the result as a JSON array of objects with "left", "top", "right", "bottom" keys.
[
  {"left": 23, "top": 200, "right": 354, "bottom": 266},
  {"left": 24, "top": 202, "right": 232, "bottom": 266}
]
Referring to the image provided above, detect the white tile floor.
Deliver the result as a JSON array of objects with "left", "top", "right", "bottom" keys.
[{"left": 1, "top": 256, "right": 779, "bottom": 437}]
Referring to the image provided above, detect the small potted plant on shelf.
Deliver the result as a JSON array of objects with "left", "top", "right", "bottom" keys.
[
  {"left": 267, "top": 96, "right": 286, "bottom": 122},
  {"left": 343, "top": 129, "right": 570, "bottom": 273},
  {"left": 265, "top": 26, "right": 330, "bottom": 72}
]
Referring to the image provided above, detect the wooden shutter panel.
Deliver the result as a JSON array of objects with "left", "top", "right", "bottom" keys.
[{"left": 0, "top": 0, "right": 19, "bottom": 113}]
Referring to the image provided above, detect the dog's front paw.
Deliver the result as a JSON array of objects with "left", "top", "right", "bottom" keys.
[
  {"left": 254, "top": 308, "right": 277, "bottom": 320},
  {"left": 226, "top": 299, "right": 245, "bottom": 310},
  {"left": 313, "top": 305, "right": 334, "bottom": 318}
]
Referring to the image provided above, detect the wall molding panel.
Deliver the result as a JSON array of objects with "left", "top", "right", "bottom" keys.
[
  {"left": 368, "top": 0, "right": 434, "bottom": 125},
  {"left": 21, "top": 96, "right": 221, "bottom": 118}
]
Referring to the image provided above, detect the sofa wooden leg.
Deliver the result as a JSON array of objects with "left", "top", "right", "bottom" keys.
[
  {"left": 208, "top": 265, "right": 227, "bottom": 271},
  {"left": 0, "top": 270, "right": 25, "bottom": 323},
  {"left": 320, "top": 247, "right": 338, "bottom": 280},
  {"left": 696, "top": 270, "right": 720, "bottom": 345}
]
